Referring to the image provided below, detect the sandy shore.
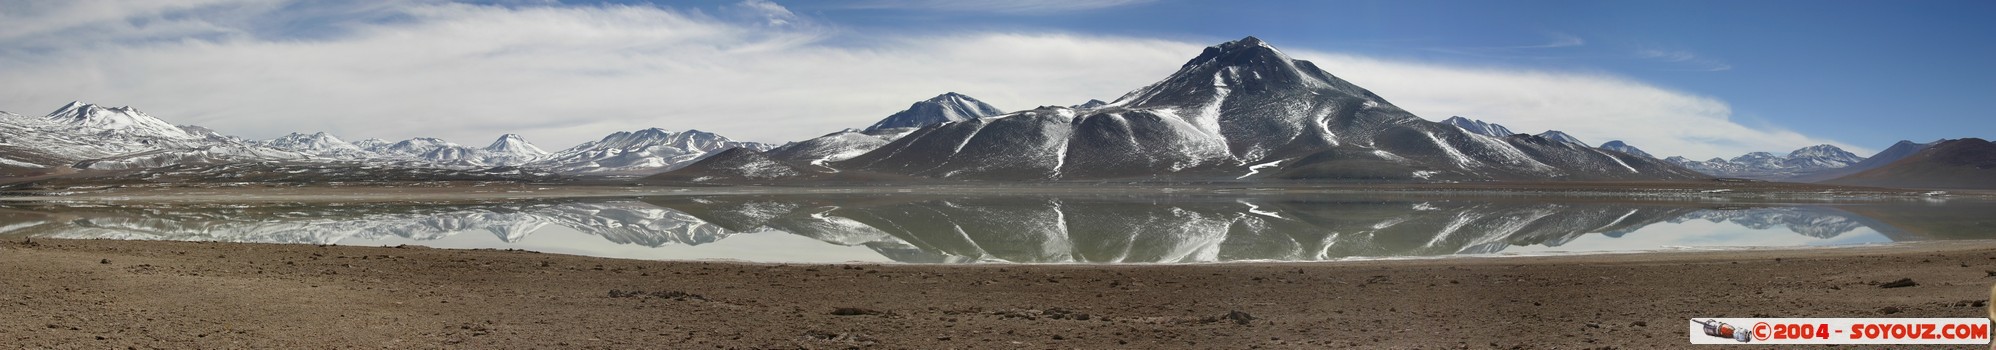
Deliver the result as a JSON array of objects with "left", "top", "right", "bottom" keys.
[{"left": 4, "top": 238, "right": 1995, "bottom": 349}]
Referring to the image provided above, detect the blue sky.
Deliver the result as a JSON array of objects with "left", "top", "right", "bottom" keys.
[{"left": 1, "top": 0, "right": 1989, "bottom": 158}]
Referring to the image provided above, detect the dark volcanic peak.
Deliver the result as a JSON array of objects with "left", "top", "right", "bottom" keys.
[
  {"left": 1112, "top": 36, "right": 1389, "bottom": 112},
  {"left": 863, "top": 92, "right": 1005, "bottom": 132},
  {"left": 770, "top": 36, "right": 1704, "bottom": 182},
  {"left": 1839, "top": 140, "right": 1939, "bottom": 171},
  {"left": 1824, "top": 138, "right": 1996, "bottom": 189}
]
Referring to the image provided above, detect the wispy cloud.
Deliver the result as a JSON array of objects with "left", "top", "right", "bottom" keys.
[
  {"left": 835, "top": 0, "right": 1154, "bottom": 14},
  {"left": 1423, "top": 32, "right": 1585, "bottom": 60},
  {"left": 728, "top": 0, "right": 801, "bottom": 27},
  {"left": 1507, "top": 32, "right": 1585, "bottom": 49},
  {"left": 1635, "top": 47, "right": 1731, "bottom": 71},
  {"left": 0, "top": 0, "right": 1835, "bottom": 159}
]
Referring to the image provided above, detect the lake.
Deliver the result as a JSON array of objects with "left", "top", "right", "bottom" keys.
[{"left": 3, "top": 194, "right": 1990, "bottom": 263}]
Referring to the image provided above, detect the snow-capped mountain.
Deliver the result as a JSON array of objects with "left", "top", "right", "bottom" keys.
[
  {"left": 1535, "top": 131, "right": 1587, "bottom": 147},
  {"left": 761, "top": 128, "right": 909, "bottom": 169},
  {"left": 3, "top": 100, "right": 764, "bottom": 177},
  {"left": 1598, "top": 140, "right": 1655, "bottom": 159},
  {"left": 337, "top": 134, "right": 554, "bottom": 167},
  {"left": 1440, "top": 116, "right": 1516, "bottom": 138},
  {"left": 256, "top": 132, "right": 370, "bottom": 159},
  {"left": 672, "top": 36, "right": 1700, "bottom": 182},
  {"left": 1072, "top": 99, "right": 1110, "bottom": 109},
  {"left": 1791, "top": 139, "right": 1937, "bottom": 182},
  {"left": 759, "top": 94, "right": 993, "bottom": 170},
  {"left": 863, "top": 92, "right": 1006, "bottom": 132},
  {"left": 1665, "top": 144, "right": 1864, "bottom": 180},
  {"left": 0, "top": 101, "right": 307, "bottom": 170},
  {"left": 531, "top": 128, "right": 773, "bottom": 175},
  {"left": 371, "top": 137, "right": 460, "bottom": 157},
  {"left": 480, "top": 134, "right": 550, "bottom": 165},
  {"left": 43, "top": 101, "right": 200, "bottom": 140}
]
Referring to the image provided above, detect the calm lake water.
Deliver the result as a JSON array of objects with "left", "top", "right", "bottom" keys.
[{"left": 3, "top": 194, "right": 1991, "bottom": 263}]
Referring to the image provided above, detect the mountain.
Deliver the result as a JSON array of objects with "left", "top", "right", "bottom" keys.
[
  {"left": 1072, "top": 99, "right": 1110, "bottom": 109},
  {"left": 1822, "top": 138, "right": 1996, "bottom": 189},
  {"left": 1791, "top": 140, "right": 1937, "bottom": 182},
  {"left": 256, "top": 132, "right": 370, "bottom": 159},
  {"left": 1665, "top": 144, "right": 1863, "bottom": 180},
  {"left": 762, "top": 128, "right": 910, "bottom": 170},
  {"left": 862, "top": 92, "right": 1006, "bottom": 132},
  {"left": 1598, "top": 140, "right": 1654, "bottom": 159},
  {"left": 689, "top": 36, "right": 1700, "bottom": 182},
  {"left": 42, "top": 101, "right": 199, "bottom": 140},
  {"left": 647, "top": 148, "right": 812, "bottom": 183},
  {"left": 0, "top": 101, "right": 307, "bottom": 171},
  {"left": 1535, "top": 131, "right": 1587, "bottom": 147},
  {"left": 1440, "top": 116, "right": 1516, "bottom": 138},
  {"left": 761, "top": 93, "right": 998, "bottom": 169},
  {"left": 370, "top": 137, "right": 460, "bottom": 157},
  {"left": 532, "top": 128, "right": 773, "bottom": 175},
  {"left": 343, "top": 134, "right": 553, "bottom": 167},
  {"left": 478, "top": 134, "right": 551, "bottom": 165}
]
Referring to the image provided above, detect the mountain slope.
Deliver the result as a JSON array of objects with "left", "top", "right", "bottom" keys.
[
  {"left": 1665, "top": 144, "right": 1864, "bottom": 180},
  {"left": 1793, "top": 140, "right": 1936, "bottom": 182},
  {"left": 1535, "top": 131, "right": 1587, "bottom": 147},
  {"left": 863, "top": 92, "right": 1005, "bottom": 132},
  {"left": 1598, "top": 140, "right": 1655, "bottom": 159},
  {"left": 762, "top": 129, "right": 911, "bottom": 170},
  {"left": 256, "top": 132, "right": 370, "bottom": 159},
  {"left": 1441, "top": 116, "right": 1516, "bottom": 138},
  {"left": 648, "top": 148, "right": 814, "bottom": 183},
  {"left": 1822, "top": 138, "right": 1996, "bottom": 189},
  {"left": 532, "top": 128, "right": 772, "bottom": 175},
  {"left": 806, "top": 36, "right": 1701, "bottom": 181},
  {"left": 763, "top": 93, "right": 999, "bottom": 170},
  {"left": 0, "top": 101, "right": 309, "bottom": 171}
]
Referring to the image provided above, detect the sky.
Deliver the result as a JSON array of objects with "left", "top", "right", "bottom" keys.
[{"left": 1, "top": 0, "right": 1991, "bottom": 160}]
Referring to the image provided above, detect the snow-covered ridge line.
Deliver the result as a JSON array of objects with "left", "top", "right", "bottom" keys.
[{"left": 1, "top": 101, "right": 762, "bottom": 175}]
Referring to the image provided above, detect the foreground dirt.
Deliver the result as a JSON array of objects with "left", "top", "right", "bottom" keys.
[{"left": 4, "top": 239, "right": 1995, "bottom": 349}]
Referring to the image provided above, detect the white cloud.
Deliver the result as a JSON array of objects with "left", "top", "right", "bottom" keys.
[
  {"left": 1295, "top": 52, "right": 1856, "bottom": 158},
  {"left": 0, "top": 1, "right": 1845, "bottom": 159}
]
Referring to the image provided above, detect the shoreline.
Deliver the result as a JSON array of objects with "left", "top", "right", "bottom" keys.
[{"left": 5, "top": 238, "right": 1995, "bottom": 348}]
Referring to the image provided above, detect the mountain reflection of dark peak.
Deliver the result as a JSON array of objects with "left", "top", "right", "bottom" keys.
[{"left": 0, "top": 195, "right": 1965, "bottom": 263}]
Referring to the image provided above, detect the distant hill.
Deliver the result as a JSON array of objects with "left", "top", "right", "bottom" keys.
[
  {"left": 1822, "top": 138, "right": 1996, "bottom": 189},
  {"left": 1791, "top": 139, "right": 1935, "bottom": 182}
]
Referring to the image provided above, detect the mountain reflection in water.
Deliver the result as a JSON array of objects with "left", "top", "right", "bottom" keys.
[{"left": 1, "top": 195, "right": 1987, "bottom": 263}]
